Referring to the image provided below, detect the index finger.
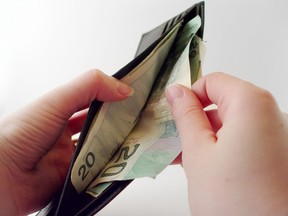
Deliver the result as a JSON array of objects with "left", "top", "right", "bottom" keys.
[{"left": 192, "top": 72, "right": 256, "bottom": 122}]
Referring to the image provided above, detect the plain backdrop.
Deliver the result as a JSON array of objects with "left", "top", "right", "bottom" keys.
[{"left": 1, "top": 1, "right": 288, "bottom": 215}]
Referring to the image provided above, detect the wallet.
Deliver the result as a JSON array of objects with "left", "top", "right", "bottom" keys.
[{"left": 37, "top": 2, "right": 205, "bottom": 215}]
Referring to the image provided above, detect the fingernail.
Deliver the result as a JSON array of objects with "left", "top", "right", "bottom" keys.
[
  {"left": 117, "top": 83, "right": 134, "bottom": 97},
  {"left": 166, "top": 84, "right": 184, "bottom": 105}
]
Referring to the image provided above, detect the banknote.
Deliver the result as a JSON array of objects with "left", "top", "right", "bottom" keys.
[
  {"left": 87, "top": 16, "right": 204, "bottom": 196},
  {"left": 71, "top": 21, "right": 182, "bottom": 193}
]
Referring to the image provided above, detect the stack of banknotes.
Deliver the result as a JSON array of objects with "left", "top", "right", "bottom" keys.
[{"left": 70, "top": 15, "right": 205, "bottom": 196}]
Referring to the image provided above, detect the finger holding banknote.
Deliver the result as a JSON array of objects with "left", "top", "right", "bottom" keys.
[
  {"left": 0, "top": 69, "right": 133, "bottom": 215},
  {"left": 166, "top": 72, "right": 288, "bottom": 215}
]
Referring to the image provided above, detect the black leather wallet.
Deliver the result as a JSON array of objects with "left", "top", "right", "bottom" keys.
[{"left": 37, "top": 2, "right": 205, "bottom": 215}]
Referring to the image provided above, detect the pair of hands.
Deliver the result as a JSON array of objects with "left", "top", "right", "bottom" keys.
[{"left": 0, "top": 70, "right": 288, "bottom": 215}]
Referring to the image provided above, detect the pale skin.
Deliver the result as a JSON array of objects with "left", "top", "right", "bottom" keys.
[
  {"left": 0, "top": 69, "right": 134, "bottom": 215},
  {"left": 1, "top": 70, "right": 288, "bottom": 215},
  {"left": 166, "top": 72, "right": 288, "bottom": 216}
]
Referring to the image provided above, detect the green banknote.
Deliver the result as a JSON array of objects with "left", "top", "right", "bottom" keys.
[
  {"left": 87, "top": 16, "right": 204, "bottom": 197},
  {"left": 71, "top": 21, "right": 182, "bottom": 193}
]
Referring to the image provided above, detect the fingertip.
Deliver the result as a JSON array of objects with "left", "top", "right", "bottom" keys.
[
  {"left": 87, "top": 69, "right": 134, "bottom": 99},
  {"left": 165, "top": 84, "right": 186, "bottom": 108},
  {"left": 116, "top": 81, "right": 134, "bottom": 97}
]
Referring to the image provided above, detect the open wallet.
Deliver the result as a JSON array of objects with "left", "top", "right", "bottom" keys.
[{"left": 37, "top": 2, "right": 205, "bottom": 215}]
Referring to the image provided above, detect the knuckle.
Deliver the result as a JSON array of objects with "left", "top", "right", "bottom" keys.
[
  {"left": 244, "top": 85, "right": 275, "bottom": 104},
  {"left": 174, "top": 104, "right": 203, "bottom": 122},
  {"left": 233, "top": 83, "right": 278, "bottom": 114},
  {"left": 89, "top": 68, "right": 103, "bottom": 78},
  {"left": 206, "top": 71, "right": 227, "bottom": 80},
  {"left": 88, "top": 69, "right": 105, "bottom": 85}
]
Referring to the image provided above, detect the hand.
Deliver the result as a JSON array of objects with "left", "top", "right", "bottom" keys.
[
  {"left": 166, "top": 72, "right": 288, "bottom": 215},
  {"left": 0, "top": 69, "right": 133, "bottom": 215}
]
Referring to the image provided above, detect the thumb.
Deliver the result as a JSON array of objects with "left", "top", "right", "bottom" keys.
[
  {"left": 39, "top": 69, "right": 134, "bottom": 119},
  {"left": 0, "top": 69, "right": 133, "bottom": 170},
  {"left": 165, "top": 84, "right": 216, "bottom": 156}
]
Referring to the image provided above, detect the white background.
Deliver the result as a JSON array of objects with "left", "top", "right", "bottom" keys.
[{"left": 1, "top": 0, "right": 288, "bottom": 215}]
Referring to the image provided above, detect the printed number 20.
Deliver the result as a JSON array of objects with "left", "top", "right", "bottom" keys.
[{"left": 78, "top": 152, "right": 95, "bottom": 181}]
